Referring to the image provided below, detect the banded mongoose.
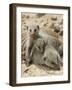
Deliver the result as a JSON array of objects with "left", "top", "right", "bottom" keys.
[
  {"left": 21, "top": 25, "right": 40, "bottom": 66},
  {"left": 22, "top": 24, "right": 63, "bottom": 66}
]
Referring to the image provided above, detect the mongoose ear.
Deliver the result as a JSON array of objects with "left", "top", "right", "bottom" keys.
[{"left": 37, "top": 25, "right": 39, "bottom": 30}]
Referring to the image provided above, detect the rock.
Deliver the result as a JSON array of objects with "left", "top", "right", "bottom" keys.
[
  {"left": 54, "top": 26, "right": 60, "bottom": 33},
  {"left": 36, "top": 13, "right": 45, "bottom": 18},
  {"left": 51, "top": 16, "right": 57, "bottom": 21}
]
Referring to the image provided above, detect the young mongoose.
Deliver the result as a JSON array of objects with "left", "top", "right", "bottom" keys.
[{"left": 31, "top": 38, "right": 62, "bottom": 70}]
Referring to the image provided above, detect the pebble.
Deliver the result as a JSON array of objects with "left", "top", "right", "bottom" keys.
[{"left": 51, "top": 16, "right": 57, "bottom": 21}]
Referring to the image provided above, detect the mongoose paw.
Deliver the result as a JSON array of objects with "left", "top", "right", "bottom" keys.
[
  {"left": 25, "top": 58, "right": 32, "bottom": 67},
  {"left": 25, "top": 61, "right": 30, "bottom": 67}
]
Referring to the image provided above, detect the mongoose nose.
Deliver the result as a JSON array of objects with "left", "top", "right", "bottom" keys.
[{"left": 34, "top": 29, "right": 36, "bottom": 32}]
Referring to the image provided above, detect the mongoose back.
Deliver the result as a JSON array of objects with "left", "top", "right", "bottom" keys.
[{"left": 39, "top": 29, "right": 63, "bottom": 54}]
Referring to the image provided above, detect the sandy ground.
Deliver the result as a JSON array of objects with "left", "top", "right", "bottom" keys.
[
  {"left": 21, "top": 63, "right": 63, "bottom": 77},
  {"left": 21, "top": 13, "right": 63, "bottom": 77}
]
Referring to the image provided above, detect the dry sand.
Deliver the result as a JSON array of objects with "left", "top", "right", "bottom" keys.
[{"left": 21, "top": 63, "right": 63, "bottom": 77}]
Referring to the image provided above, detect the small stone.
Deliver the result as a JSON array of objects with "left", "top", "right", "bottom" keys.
[
  {"left": 59, "top": 31, "right": 63, "bottom": 36},
  {"left": 54, "top": 26, "right": 60, "bottom": 33},
  {"left": 51, "top": 16, "right": 57, "bottom": 21},
  {"left": 36, "top": 13, "right": 45, "bottom": 18}
]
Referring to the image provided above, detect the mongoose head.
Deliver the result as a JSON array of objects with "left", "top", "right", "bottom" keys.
[
  {"left": 35, "top": 39, "right": 45, "bottom": 53},
  {"left": 27, "top": 25, "right": 39, "bottom": 36}
]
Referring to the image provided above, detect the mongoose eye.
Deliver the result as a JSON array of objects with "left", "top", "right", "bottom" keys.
[
  {"left": 43, "top": 57, "right": 46, "bottom": 61},
  {"left": 38, "top": 46, "right": 40, "bottom": 49},
  {"left": 34, "top": 29, "right": 36, "bottom": 32},
  {"left": 30, "top": 29, "right": 32, "bottom": 32}
]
